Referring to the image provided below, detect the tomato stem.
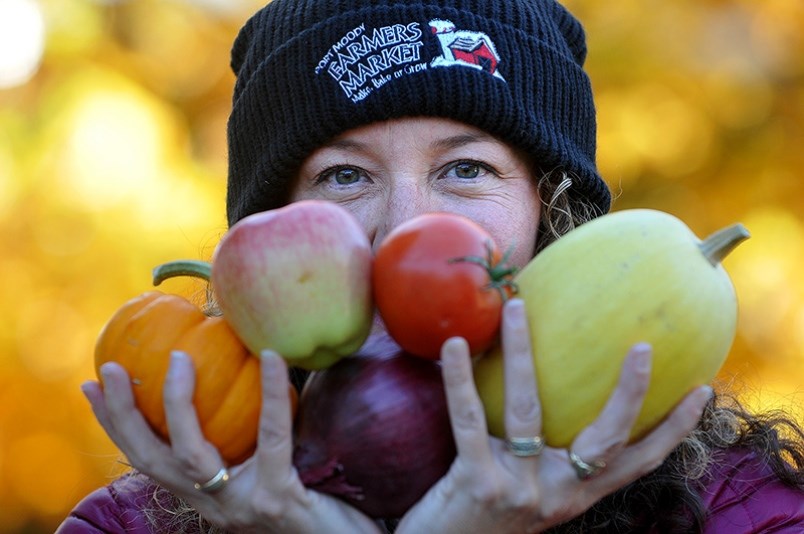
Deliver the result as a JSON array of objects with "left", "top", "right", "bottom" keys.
[
  {"left": 152, "top": 260, "right": 213, "bottom": 286},
  {"left": 448, "top": 241, "right": 519, "bottom": 301}
]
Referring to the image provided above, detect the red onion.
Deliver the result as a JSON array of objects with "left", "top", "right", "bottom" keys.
[{"left": 292, "top": 333, "right": 456, "bottom": 518}]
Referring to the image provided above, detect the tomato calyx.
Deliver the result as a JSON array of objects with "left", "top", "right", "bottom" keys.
[{"left": 448, "top": 240, "right": 519, "bottom": 302}]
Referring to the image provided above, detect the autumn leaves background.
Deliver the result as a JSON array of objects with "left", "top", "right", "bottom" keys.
[{"left": 0, "top": 0, "right": 802, "bottom": 531}]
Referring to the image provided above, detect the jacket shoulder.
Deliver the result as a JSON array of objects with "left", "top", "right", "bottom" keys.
[
  {"left": 701, "top": 448, "right": 804, "bottom": 533},
  {"left": 55, "top": 473, "right": 160, "bottom": 534}
]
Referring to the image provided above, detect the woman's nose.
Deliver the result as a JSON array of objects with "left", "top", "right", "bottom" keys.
[{"left": 371, "top": 181, "right": 435, "bottom": 249}]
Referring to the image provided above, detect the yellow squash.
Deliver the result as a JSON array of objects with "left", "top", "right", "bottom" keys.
[{"left": 475, "top": 209, "right": 749, "bottom": 447}]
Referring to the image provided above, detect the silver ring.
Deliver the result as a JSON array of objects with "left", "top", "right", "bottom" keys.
[
  {"left": 194, "top": 467, "right": 229, "bottom": 493},
  {"left": 505, "top": 436, "right": 545, "bottom": 457},
  {"left": 568, "top": 451, "right": 606, "bottom": 480}
]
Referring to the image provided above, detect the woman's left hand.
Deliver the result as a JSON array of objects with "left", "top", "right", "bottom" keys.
[{"left": 395, "top": 298, "right": 712, "bottom": 533}]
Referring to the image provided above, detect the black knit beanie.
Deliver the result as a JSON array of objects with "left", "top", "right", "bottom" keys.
[{"left": 226, "top": 0, "right": 611, "bottom": 226}]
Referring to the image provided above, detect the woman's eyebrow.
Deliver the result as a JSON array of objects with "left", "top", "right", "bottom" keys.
[
  {"left": 321, "top": 138, "right": 366, "bottom": 151},
  {"left": 431, "top": 132, "right": 494, "bottom": 151}
]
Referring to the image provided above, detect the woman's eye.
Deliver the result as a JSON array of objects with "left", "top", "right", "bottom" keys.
[
  {"left": 319, "top": 166, "right": 364, "bottom": 185},
  {"left": 454, "top": 162, "right": 481, "bottom": 179},
  {"left": 445, "top": 160, "right": 495, "bottom": 180}
]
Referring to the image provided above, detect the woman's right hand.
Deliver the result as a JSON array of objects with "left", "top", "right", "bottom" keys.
[{"left": 81, "top": 351, "right": 383, "bottom": 534}]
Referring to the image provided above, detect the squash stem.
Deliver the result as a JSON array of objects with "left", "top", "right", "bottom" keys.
[
  {"left": 152, "top": 260, "right": 212, "bottom": 286},
  {"left": 699, "top": 223, "right": 750, "bottom": 266}
]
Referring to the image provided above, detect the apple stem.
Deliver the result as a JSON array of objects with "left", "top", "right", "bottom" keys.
[
  {"left": 152, "top": 260, "right": 213, "bottom": 286},
  {"left": 699, "top": 223, "right": 750, "bottom": 267}
]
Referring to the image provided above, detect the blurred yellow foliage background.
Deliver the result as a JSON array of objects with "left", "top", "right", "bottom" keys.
[{"left": 0, "top": 0, "right": 802, "bottom": 531}]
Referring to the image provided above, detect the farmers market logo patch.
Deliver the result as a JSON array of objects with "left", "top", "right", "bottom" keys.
[{"left": 315, "top": 19, "right": 506, "bottom": 103}]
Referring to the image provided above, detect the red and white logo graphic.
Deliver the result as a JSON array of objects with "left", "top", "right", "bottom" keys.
[{"left": 429, "top": 19, "right": 505, "bottom": 81}]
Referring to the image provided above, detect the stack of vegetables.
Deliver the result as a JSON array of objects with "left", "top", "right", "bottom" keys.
[{"left": 94, "top": 200, "right": 749, "bottom": 518}]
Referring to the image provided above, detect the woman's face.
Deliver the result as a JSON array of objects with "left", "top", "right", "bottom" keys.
[{"left": 292, "top": 117, "right": 541, "bottom": 269}]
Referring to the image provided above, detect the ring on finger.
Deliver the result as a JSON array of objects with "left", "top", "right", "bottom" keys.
[
  {"left": 568, "top": 451, "right": 606, "bottom": 480},
  {"left": 194, "top": 467, "right": 230, "bottom": 493},
  {"left": 505, "top": 436, "right": 545, "bottom": 457}
]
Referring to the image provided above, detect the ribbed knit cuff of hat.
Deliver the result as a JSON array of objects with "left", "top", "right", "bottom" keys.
[{"left": 226, "top": 0, "right": 610, "bottom": 227}]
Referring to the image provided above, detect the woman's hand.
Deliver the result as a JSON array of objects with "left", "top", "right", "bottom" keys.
[
  {"left": 396, "top": 298, "right": 712, "bottom": 534},
  {"left": 81, "top": 351, "right": 382, "bottom": 534}
]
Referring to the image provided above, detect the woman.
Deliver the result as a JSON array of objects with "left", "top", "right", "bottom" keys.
[{"left": 59, "top": 0, "right": 804, "bottom": 532}]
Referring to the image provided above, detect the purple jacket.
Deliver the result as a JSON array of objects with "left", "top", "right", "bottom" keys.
[
  {"left": 698, "top": 448, "right": 804, "bottom": 533},
  {"left": 57, "top": 448, "right": 804, "bottom": 533}
]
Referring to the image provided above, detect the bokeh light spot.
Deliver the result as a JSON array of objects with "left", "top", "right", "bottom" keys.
[
  {"left": 62, "top": 87, "right": 166, "bottom": 208},
  {"left": 0, "top": 0, "right": 45, "bottom": 88},
  {"left": 729, "top": 208, "right": 804, "bottom": 361}
]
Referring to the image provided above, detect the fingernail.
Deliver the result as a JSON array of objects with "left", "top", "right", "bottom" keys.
[
  {"left": 506, "top": 298, "right": 524, "bottom": 311},
  {"left": 260, "top": 350, "right": 284, "bottom": 375},
  {"left": 440, "top": 347, "right": 456, "bottom": 367},
  {"left": 503, "top": 298, "right": 527, "bottom": 324},
  {"left": 440, "top": 337, "right": 467, "bottom": 363},
  {"left": 260, "top": 349, "right": 279, "bottom": 366},
  {"left": 168, "top": 351, "right": 186, "bottom": 378},
  {"left": 99, "top": 362, "right": 114, "bottom": 379},
  {"left": 631, "top": 343, "right": 652, "bottom": 372},
  {"left": 80, "top": 381, "right": 93, "bottom": 398}
]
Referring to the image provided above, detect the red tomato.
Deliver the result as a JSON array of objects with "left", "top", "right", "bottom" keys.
[{"left": 372, "top": 213, "right": 517, "bottom": 360}]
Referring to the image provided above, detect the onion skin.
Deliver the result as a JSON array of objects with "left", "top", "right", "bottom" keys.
[{"left": 292, "top": 334, "right": 456, "bottom": 519}]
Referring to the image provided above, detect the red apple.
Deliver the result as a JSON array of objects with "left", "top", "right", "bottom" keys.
[{"left": 212, "top": 200, "right": 373, "bottom": 370}]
